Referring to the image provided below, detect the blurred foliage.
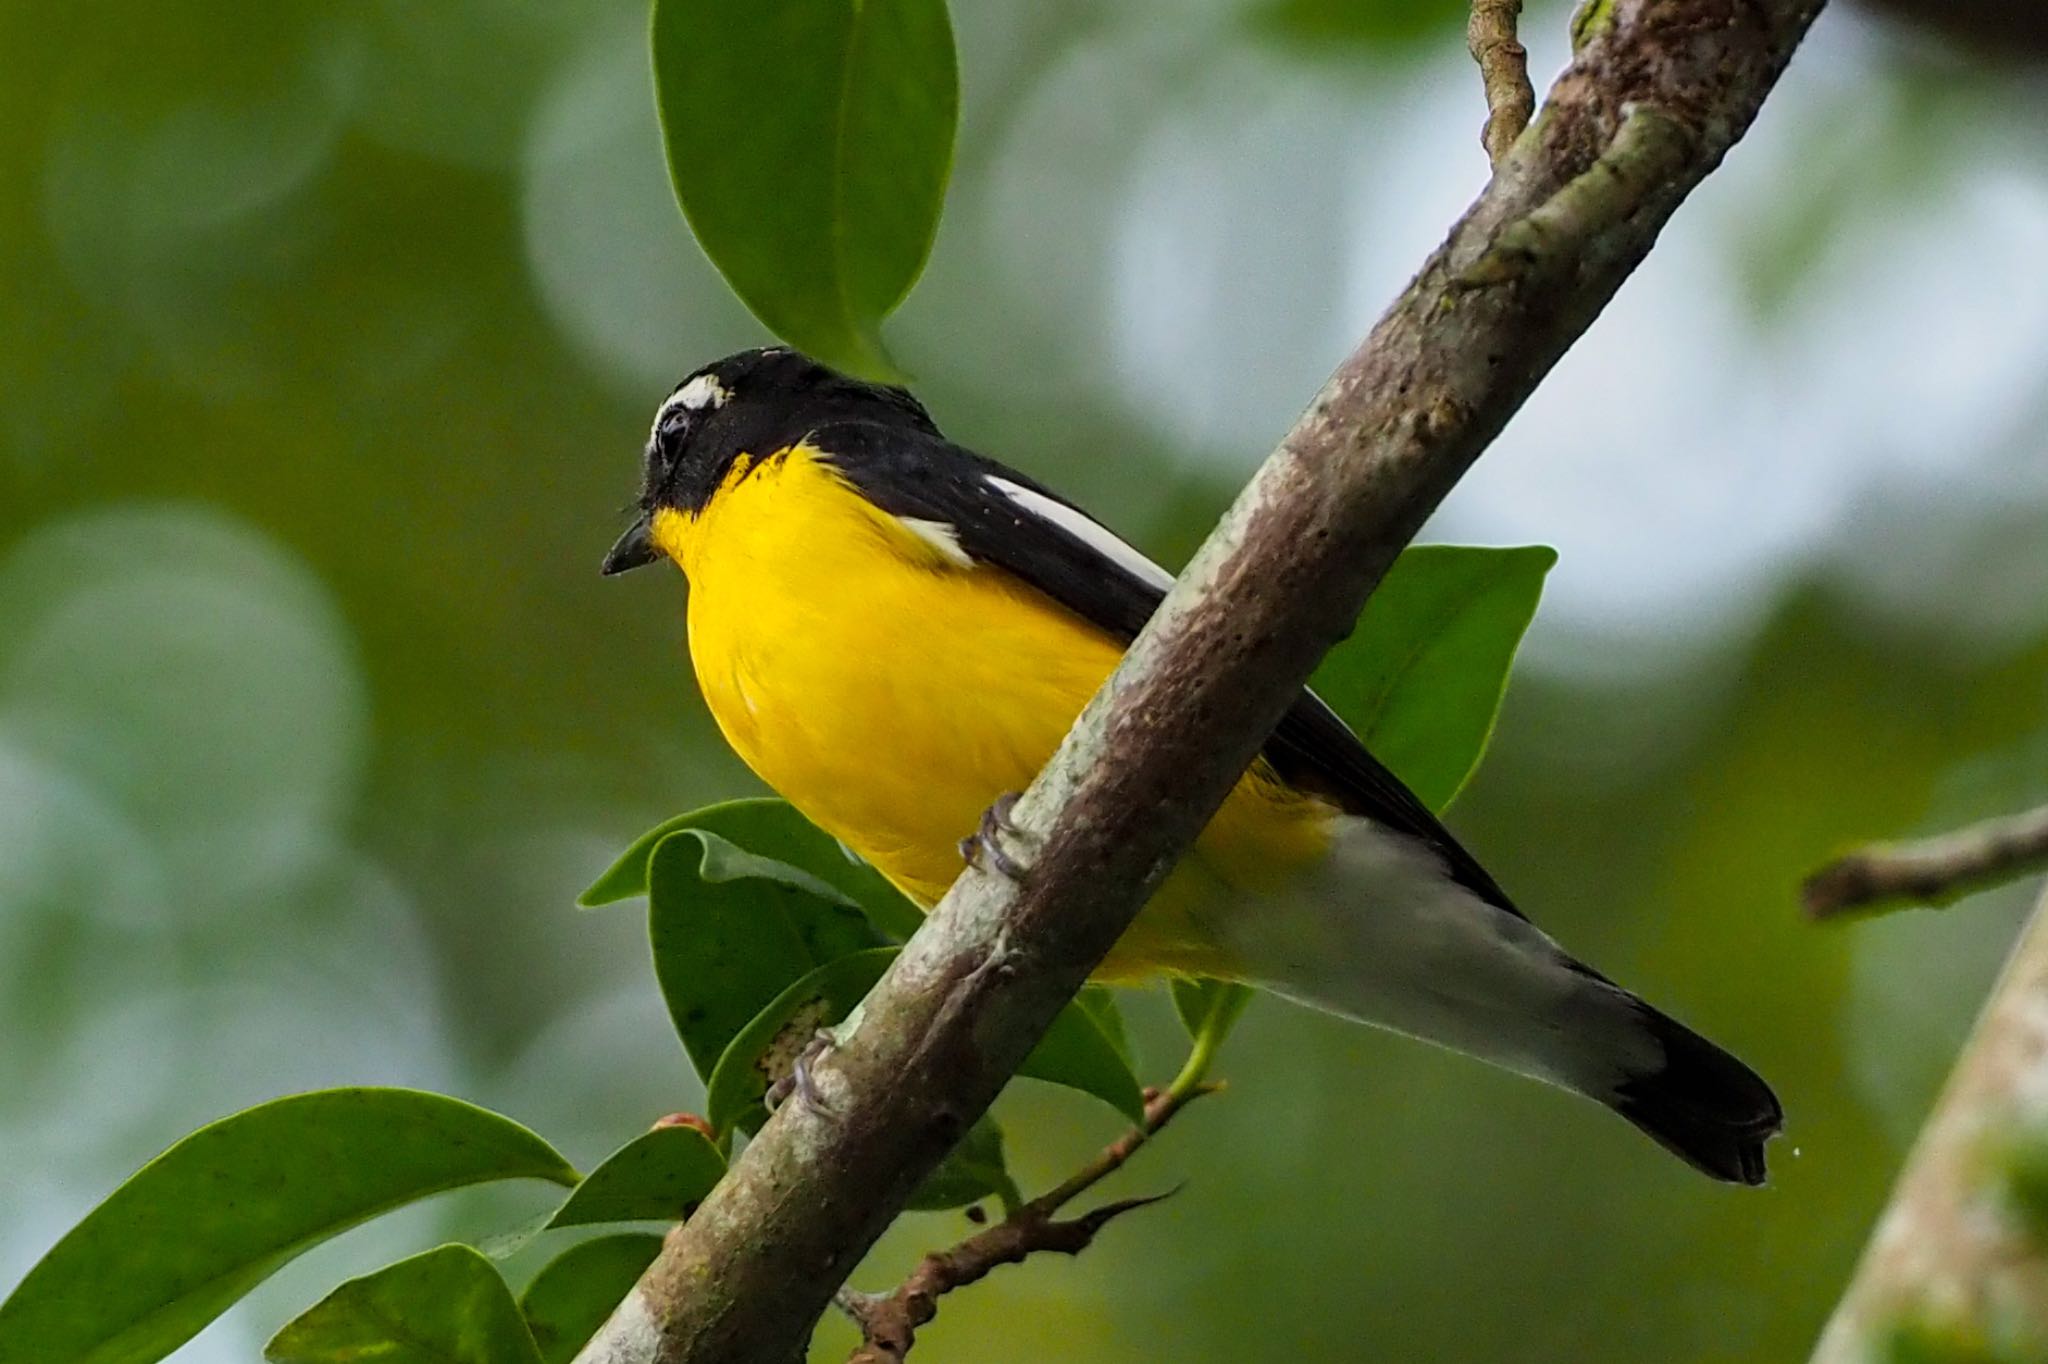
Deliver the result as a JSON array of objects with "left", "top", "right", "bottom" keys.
[
  {"left": 1249, "top": 0, "right": 1468, "bottom": 52},
  {"left": 1859, "top": 0, "right": 2048, "bottom": 62},
  {"left": 3, "top": 0, "right": 2048, "bottom": 1360},
  {"left": 1880, "top": 1315, "right": 2041, "bottom": 1364},
  {"left": 1999, "top": 1126, "right": 2048, "bottom": 1246}
]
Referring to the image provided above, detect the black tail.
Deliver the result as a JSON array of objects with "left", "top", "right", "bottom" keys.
[{"left": 1606, "top": 1003, "right": 1783, "bottom": 1185}]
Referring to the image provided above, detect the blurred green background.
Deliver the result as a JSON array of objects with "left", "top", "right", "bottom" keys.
[{"left": 5, "top": 0, "right": 2048, "bottom": 1359}]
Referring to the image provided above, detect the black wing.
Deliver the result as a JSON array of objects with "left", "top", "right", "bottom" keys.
[{"left": 810, "top": 419, "right": 1520, "bottom": 918}]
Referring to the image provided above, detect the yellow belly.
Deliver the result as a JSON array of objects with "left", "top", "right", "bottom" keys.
[{"left": 652, "top": 445, "right": 1335, "bottom": 980}]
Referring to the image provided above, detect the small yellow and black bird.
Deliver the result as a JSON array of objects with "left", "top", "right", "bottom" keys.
[{"left": 603, "top": 347, "right": 1783, "bottom": 1184}]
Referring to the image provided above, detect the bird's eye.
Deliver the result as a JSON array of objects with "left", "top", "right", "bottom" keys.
[
  {"left": 641, "top": 410, "right": 689, "bottom": 504},
  {"left": 640, "top": 371, "right": 729, "bottom": 504}
]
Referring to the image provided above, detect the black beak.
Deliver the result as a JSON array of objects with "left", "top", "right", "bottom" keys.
[{"left": 601, "top": 512, "right": 659, "bottom": 576}]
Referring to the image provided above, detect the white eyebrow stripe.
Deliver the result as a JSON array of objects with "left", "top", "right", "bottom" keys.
[
  {"left": 652, "top": 374, "right": 730, "bottom": 436},
  {"left": 985, "top": 476, "right": 1176, "bottom": 591},
  {"left": 896, "top": 516, "right": 976, "bottom": 568}
]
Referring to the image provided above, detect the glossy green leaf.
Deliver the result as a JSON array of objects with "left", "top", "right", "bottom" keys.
[
  {"left": 581, "top": 798, "right": 921, "bottom": 941},
  {"left": 1171, "top": 977, "right": 1254, "bottom": 1046},
  {"left": 545, "top": 1126, "right": 726, "bottom": 1229},
  {"left": 0, "top": 1090, "right": 576, "bottom": 1364},
  {"left": 1311, "top": 544, "right": 1556, "bottom": 813},
  {"left": 651, "top": 0, "right": 958, "bottom": 379},
  {"left": 906, "top": 1114, "right": 1018, "bottom": 1213},
  {"left": 705, "top": 948, "right": 897, "bottom": 1135},
  {"left": 265, "top": 1245, "right": 541, "bottom": 1364},
  {"left": 520, "top": 1235, "right": 664, "bottom": 1364},
  {"left": 1019, "top": 995, "right": 1146, "bottom": 1125},
  {"left": 640, "top": 825, "right": 887, "bottom": 1081},
  {"left": 1074, "top": 985, "right": 1132, "bottom": 1066}
]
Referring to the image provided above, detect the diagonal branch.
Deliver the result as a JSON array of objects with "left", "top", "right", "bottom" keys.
[
  {"left": 1804, "top": 802, "right": 2048, "bottom": 920},
  {"left": 838, "top": 1081, "right": 1215, "bottom": 1363},
  {"left": 573, "top": 5, "right": 1826, "bottom": 1362},
  {"left": 1468, "top": 0, "right": 1535, "bottom": 166}
]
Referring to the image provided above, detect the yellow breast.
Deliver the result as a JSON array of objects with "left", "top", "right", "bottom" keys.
[{"left": 651, "top": 443, "right": 1333, "bottom": 979}]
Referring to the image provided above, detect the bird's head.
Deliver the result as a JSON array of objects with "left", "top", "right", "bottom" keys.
[{"left": 600, "top": 347, "right": 935, "bottom": 576}]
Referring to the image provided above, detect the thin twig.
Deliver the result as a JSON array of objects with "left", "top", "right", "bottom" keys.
[
  {"left": 1804, "top": 802, "right": 2048, "bottom": 920},
  {"left": 840, "top": 1083, "right": 1216, "bottom": 1364},
  {"left": 1468, "top": 0, "right": 1535, "bottom": 166}
]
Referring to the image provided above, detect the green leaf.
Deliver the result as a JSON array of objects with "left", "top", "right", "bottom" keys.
[
  {"left": 705, "top": 948, "right": 898, "bottom": 1135},
  {"left": 651, "top": 0, "right": 958, "bottom": 379},
  {"left": 520, "top": 1235, "right": 664, "bottom": 1364},
  {"left": 0, "top": 1090, "right": 576, "bottom": 1364},
  {"left": 545, "top": 1127, "right": 726, "bottom": 1229},
  {"left": 265, "top": 1245, "right": 542, "bottom": 1364},
  {"left": 1074, "top": 985, "right": 1132, "bottom": 1066},
  {"left": 582, "top": 798, "right": 921, "bottom": 941},
  {"left": 1171, "top": 977, "right": 1254, "bottom": 1046},
  {"left": 906, "top": 1114, "right": 1018, "bottom": 1213},
  {"left": 1310, "top": 544, "right": 1556, "bottom": 813},
  {"left": 641, "top": 824, "right": 888, "bottom": 1081},
  {"left": 1019, "top": 998, "right": 1146, "bottom": 1125}
]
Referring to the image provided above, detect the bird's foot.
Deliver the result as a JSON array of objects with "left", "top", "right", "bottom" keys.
[
  {"left": 958, "top": 792, "right": 1030, "bottom": 881},
  {"left": 764, "top": 1029, "right": 837, "bottom": 1116}
]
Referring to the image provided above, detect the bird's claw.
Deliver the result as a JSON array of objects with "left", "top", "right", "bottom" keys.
[
  {"left": 959, "top": 792, "right": 1029, "bottom": 881},
  {"left": 764, "top": 1029, "right": 837, "bottom": 1116}
]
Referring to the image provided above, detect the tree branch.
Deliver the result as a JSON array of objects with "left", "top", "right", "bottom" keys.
[
  {"left": 838, "top": 1081, "right": 1215, "bottom": 1363},
  {"left": 1811, "top": 883, "right": 2048, "bottom": 1361},
  {"left": 1804, "top": 802, "right": 2048, "bottom": 920},
  {"left": 1469, "top": 0, "right": 1535, "bottom": 166},
  {"left": 574, "top": 5, "right": 1826, "bottom": 1361}
]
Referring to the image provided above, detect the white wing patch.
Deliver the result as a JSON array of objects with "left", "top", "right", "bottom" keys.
[
  {"left": 897, "top": 516, "right": 976, "bottom": 568},
  {"left": 984, "top": 476, "right": 1175, "bottom": 591}
]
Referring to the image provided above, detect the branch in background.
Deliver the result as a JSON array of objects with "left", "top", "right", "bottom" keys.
[
  {"left": 1468, "top": 0, "right": 1535, "bottom": 166},
  {"left": 1810, "top": 883, "right": 2048, "bottom": 1362},
  {"left": 840, "top": 1081, "right": 1216, "bottom": 1363},
  {"left": 574, "top": 5, "right": 1826, "bottom": 1361},
  {"left": 1858, "top": 0, "right": 2048, "bottom": 62},
  {"left": 1803, "top": 802, "right": 2048, "bottom": 920}
]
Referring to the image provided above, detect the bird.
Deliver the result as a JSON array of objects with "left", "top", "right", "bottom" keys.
[{"left": 601, "top": 346, "right": 1783, "bottom": 1184}]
